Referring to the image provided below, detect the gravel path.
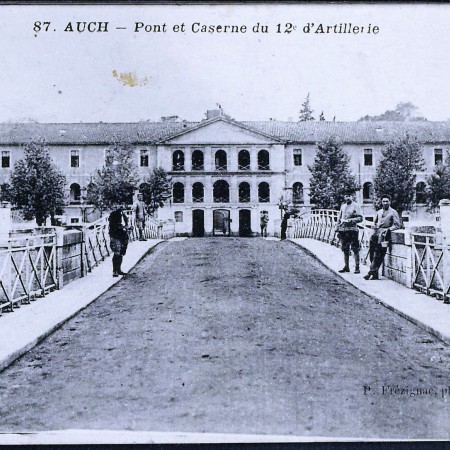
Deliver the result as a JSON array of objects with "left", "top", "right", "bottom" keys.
[{"left": 0, "top": 238, "right": 449, "bottom": 439}]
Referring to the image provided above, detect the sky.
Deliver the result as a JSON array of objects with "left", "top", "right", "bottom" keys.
[{"left": 1, "top": 3, "right": 450, "bottom": 123}]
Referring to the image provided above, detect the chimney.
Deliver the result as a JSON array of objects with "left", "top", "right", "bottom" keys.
[{"left": 206, "top": 108, "right": 224, "bottom": 120}]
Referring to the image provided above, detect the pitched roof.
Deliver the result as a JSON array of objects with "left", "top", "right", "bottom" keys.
[{"left": 1, "top": 118, "right": 450, "bottom": 145}]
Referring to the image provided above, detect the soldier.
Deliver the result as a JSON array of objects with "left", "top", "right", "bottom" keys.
[
  {"left": 336, "top": 191, "right": 363, "bottom": 274},
  {"left": 109, "top": 204, "right": 129, "bottom": 277},
  {"left": 260, "top": 210, "right": 269, "bottom": 237},
  {"left": 134, "top": 193, "right": 148, "bottom": 241},
  {"left": 364, "top": 195, "right": 401, "bottom": 280}
]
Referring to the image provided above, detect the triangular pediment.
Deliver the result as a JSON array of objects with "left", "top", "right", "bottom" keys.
[{"left": 161, "top": 118, "right": 283, "bottom": 145}]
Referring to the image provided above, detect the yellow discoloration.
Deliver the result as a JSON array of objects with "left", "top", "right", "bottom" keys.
[{"left": 112, "top": 70, "right": 149, "bottom": 87}]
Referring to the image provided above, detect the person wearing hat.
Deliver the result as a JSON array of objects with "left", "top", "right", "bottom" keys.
[
  {"left": 109, "top": 203, "right": 130, "bottom": 277},
  {"left": 260, "top": 210, "right": 269, "bottom": 237},
  {"left": 364, "top": 195, "right": 401, "bottom": 280},
  {"left": 336, "top": 190, "right": 363, "bottom": 274}
]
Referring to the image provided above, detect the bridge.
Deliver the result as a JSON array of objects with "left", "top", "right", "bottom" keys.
[{"left": 0, "top": 209, "right": 449, "bottom": 442}]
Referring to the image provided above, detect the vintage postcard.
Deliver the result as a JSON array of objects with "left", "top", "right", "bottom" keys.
[{"left": 0, "top": 2, "right": 449, "bottom": 445}]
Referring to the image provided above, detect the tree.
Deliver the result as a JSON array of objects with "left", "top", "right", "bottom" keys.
[
  {"left": 139, "top": 167, "right": 172, "bottom": 214},
  {"left": 373, "top": 133, "right": 425, "bottom": 216},
  {"left": 358, "top": 102, "right": 427, "bottom": 122},
  {"left": 9, "top": 142, "right": 66, "bottom": 226},
  {"left": 319, "top": 111, "right": 325, "bottom": 121},
  {"left": 299, "top": 93, "right": 315, "bottom": 121},
  {"left": 86, "top": 142, "right": 140, "bottom": 213},
  {"left": 308, "top": 136, "right": 358, "bottom": 210},
  {"left": 426, "top": 152, "right": 450, "bottom": 210}
]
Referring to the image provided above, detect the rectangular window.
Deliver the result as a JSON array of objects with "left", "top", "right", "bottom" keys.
[
  {"left": 293, "top": 149, "right": 302, "bottom": 166},
  {"left": 70, "top": 150, "right": 80, "bottom": 168},
  {"left": 140, "top": 149, "right": 149, "bottom": 167},
  {"left": 364, "top": 149, "right": 373, "bottom": 166},
  {"left": 435, "top": 148, "right": 443, "bottom": 165},
  {"left": 1, "top": 151, "right": 10, "bottom": 168},
  {"left": 174, "top": 211, "right": 183, "bottom": 222}
]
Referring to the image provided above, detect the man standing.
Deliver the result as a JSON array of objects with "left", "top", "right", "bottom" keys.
[
  {"left": 134, "top": 193, "right": 148, "bottom": 241},
  {"left": 109, "top": 204, "right": 129, "bottom": 277},
  {"left": 336, "top": 191, "right": 363, "bottom": 274},
  {"left": 364, "top": 195, "right": 401, "bottom": 280},
  {"left": 260, "top": 210, "right": 269, "bottom": 237},
  {"left": 280, "top": 211, "right": 291, "bottom": 240}
]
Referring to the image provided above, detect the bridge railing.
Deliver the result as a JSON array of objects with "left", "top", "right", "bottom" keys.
[
  {"left": 411, "top": 232, "right": 450, "bottom": 303},
  {"left": 290, "top": 209, "right": 450, "bottom": 304},
  {"left": 81, "top": 211, "right": 163, "bottom": 274},
  {"left": 0, "top": 210, "right": 164, "bottom": 316},
  {"left": 290, "top": 209, "right": 372, "bottom": 252},
  {"left": 0, "top": 233, "right": 57, "bottom": 314},
  {"left": 290, "top": 208, "right": 386, "bottom": 269}
]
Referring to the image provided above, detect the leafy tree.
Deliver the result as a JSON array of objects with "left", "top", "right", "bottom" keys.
[
  {"left": 139, "top": 167, "right": 172, "bottom": 214},
  {"left": 373, "top": 133, "right": 425, "bottom": 215},
  {"left": 9, "top": 142, "right": 66, "bottom": 226},
  {"left": 358, "top": 102, "right": 427, "bottom": 122},
  {"left": 299, "top": 93, "right": 315, "bottom": 121},
  {"left": 86, "top": 142, "right": 140, "bottom": 213},
  {"left": 308, "top": 136, "right": 358, "bottom": 210},
  {"left": 426, "top": 152, "right": 450, "bottom": 210}
]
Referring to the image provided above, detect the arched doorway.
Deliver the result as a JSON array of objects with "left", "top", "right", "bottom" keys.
[
  {"left": 239, "top": 209, "right": 252, "bottom": 237},
  {"left": 213, "top": 209, "right": 230, "bottom": 236},
  {"left": 192, "top": 209, "right": 205, "bottom": 237}
]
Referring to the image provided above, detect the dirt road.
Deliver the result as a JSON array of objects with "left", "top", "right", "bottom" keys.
[{"left": 0, "top": 238, "right": 449, "bottom": 439}]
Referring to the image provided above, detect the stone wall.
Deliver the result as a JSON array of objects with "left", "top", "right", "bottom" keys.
[{"left": 60, "top": 230, "right": 84, "bottom": 285}]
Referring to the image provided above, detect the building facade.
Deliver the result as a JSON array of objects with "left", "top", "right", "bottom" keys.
[{"left": 0, "top": 109, "right": 448, "bottom": 235}]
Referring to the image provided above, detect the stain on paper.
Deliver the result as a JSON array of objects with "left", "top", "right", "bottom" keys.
[{"left": 112, "top": 70, "right": 149, "bottom": 87}]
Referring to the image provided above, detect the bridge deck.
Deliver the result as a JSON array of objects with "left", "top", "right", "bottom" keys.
[{"left": 0, "top": 237, "right": 449, "bottom": 439}]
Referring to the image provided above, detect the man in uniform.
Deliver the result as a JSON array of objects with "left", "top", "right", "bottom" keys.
[
  {"left": 260, "top": 210, "right": 269, "bottom": 237},
  {"left": 134, "top": 193, "right": 148, "bottom": 241},
  {"left": 364, "top": 195, "right": 401, "bottom": 280},
  {"left": 336, "top": 191, "right": 363, "bottom": 274}
]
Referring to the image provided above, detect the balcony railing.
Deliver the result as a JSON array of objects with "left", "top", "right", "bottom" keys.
[{"left": 213, "top": 196, "right": 229, "bottom": 203}]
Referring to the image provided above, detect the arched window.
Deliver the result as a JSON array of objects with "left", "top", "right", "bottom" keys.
[
  {"left": 239, "top": 182, "right": 251, "bottom": 203},
  {"left": 192, "top": 182, "right": 204, "bottom": 203},
  {"left": 173, "top": 182, "right": 185, "bottom": 203},
  {"left": 172, "top": 150, "right": 185, "bottom": 171},
  {"left": 293, "top": 182, "right": 304, "bottom": 204},
  {"left": 215, "top": 150, "right": 227, "bottom": 171},
  {"left": 238, "top": 150, "right": 250, "bottom": 171},
  {"left": 258, "top": 150, "right": 270, "bottom": 170},
  {"left": 70, "top": 183, "right": 81, "bottom": 203},
  {"left": 192, "top": 150, "right": 204, "bottom": 171},
  {"left": 416, "top": 181, "right": 427, "bottom": 204},
  {"left": 213, "top": 180, "right": 230, "bottom": 203},
  {"left": 258, "top": 182, "right": 270, "bottom": 203},
  {"left": 363, "top": 182, "right": 374, "bottom": 203}
]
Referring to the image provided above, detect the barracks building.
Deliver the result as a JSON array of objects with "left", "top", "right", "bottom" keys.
[{"left": 0, "top": 108, "right": 448, "bottom": 236}]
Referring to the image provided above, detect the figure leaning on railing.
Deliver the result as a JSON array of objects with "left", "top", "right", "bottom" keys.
[
  {"left": 109, "top": 203, "right": 131, "bottom": 277},
  {"left": 363, "top": 195, "right": 401, "bottom": 281},
  {"left": 335, "top": 190, "right": 363, "bottom": 274}
]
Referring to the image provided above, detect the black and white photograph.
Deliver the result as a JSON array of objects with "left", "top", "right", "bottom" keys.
[{"left": 0, "top": 2, "right": 449, "bottom": 445}]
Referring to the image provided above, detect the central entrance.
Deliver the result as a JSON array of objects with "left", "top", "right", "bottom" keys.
[
  {"left": 213, "top": 209, "right": 230, "bottom": 236},
  {"left": 192, "top": 209, "right": 204, "bottom": 237},
  {"left": 239, "top": 209, "right": 252, "bottom": 237}
]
